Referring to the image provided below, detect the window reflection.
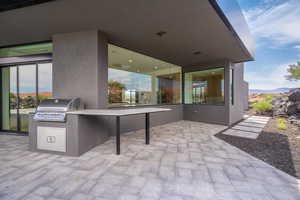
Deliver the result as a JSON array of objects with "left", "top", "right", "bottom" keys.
[
  {"left": 0, "top": 63, "right": 52, "bottom": 133},
  {"left": 19, "top": 64, "right": 36, "bottom": 132},
  {"left": 38, "top": 63, "right": 53, "bottom": 103},
  {"left": 184, "top": 68, "right": 224, "bottom": 105},
  {"left": 108, "top": 44, "right": 181, "bottom": 107}
]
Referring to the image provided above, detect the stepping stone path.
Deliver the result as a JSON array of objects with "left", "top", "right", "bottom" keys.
[{"left": 222, "top": 115, "right": 270, "bottom": 139}]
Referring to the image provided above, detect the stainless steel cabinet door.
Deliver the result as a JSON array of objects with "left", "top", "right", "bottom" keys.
[{"left": 37, "top": 126, "right": 66, "bottom": 152}]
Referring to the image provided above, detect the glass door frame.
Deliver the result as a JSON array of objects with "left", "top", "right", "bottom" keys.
[{"left": 0, "top": 59, "right": 52, "bottom": 135}]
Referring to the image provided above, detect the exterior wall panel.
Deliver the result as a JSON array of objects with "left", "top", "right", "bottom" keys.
[
  {"left": 52, "top": 30, "right": 108, "bottom": 109},
  {"left": 229, "top": 62, "right": 246, "bottom": 124},
  {"left": 183, "top": 104, "right": 227, "bottom": 125},
  {"left": 107, "top": 104, "right": 183, "bottom": 135},
  {"left": 182, "top": 61, "right": 231, "bottom": 125}
]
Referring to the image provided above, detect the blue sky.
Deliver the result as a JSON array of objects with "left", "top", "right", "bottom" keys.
[{"left": 237, "top": 0, "right": 300, "bottom": 89}]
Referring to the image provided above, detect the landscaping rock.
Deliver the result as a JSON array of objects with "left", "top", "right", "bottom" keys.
[
  {"left": 272, "top": 88, "right": 300, "bottom": 128},
  {"left": 289, "top": 114, "right": 300, "bottom": 127},
  {"left": 287, "top": 103, "right": 298, "bottom": 115},
  {"left": 288, "top": 88, "right": 300, "bottom": 102}
]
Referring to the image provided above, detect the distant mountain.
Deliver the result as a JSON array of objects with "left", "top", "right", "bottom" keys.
[{"left": 249, "top": 88, "right": 294, "bottom": 95}]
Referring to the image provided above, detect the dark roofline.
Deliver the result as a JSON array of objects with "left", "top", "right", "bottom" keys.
[
  {"left": 0, "top": 0, "right": 55, "bottom": 12},
  {"left": 208, "top": 0, "right": 254, "bottom": 62}
]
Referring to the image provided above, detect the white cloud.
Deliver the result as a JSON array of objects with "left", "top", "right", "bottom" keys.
[
  {"left": 294, "top": 45, "right": 300, "bottom": 50},
  {"left": 245, "top": 62, "right": 300, "bottom": 90},
  {"left": 243, "top": 0, "right": 300, "bottom": 45}
]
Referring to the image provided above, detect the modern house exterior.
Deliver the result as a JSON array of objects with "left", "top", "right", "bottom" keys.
[{"left": 0, "top": 0, "right": 254, "bottom": 137}]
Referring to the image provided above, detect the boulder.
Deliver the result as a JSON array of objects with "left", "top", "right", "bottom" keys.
[
  {"left": 287, "top": 103, "right": 298, "bottom": 115},
  {"left": 272, "top": 97, "right": 282, "bottom": 105},
  {"left": 288, "top": 89, "right": 300, "bottom": 102},
  {"left": 289, "top": 114, "right": 300, "bottom": 127}
]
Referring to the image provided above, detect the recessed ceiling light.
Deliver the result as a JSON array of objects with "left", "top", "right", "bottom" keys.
[
  {"left": 156, "top": 31, "right": 167, "bottom": 37},
  {"left": 154, "top": 66, "right": 158, "bottom": 70},
  {"left": 128, "top": 59, "right": 133, "bottom": 63}
]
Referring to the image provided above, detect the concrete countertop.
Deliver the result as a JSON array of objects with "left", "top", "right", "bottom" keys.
[{"left": 67, "top": 108, "right": 171, "bottom": 116}]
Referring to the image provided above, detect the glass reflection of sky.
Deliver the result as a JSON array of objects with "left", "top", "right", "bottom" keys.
[
  {"left": 108, "top": 68, "right": 151, "bottom": 91},
  {"left": 8, "top": 64, "right": 52, "bottom": 94}
]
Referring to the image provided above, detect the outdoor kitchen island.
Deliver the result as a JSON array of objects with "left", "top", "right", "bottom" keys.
[
  {"left": 29, "top": 107, "right": 171, "bottom": 156},
  {"left": 68, "top": 108, "right": 171, "bottom": 155}
]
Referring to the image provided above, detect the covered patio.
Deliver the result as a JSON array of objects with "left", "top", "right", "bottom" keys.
[{"left": 0, "top": 121, "right": 299, "bottom": 200}]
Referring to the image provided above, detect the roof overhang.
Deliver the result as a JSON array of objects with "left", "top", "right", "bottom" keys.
[{"left": 0, "top": 0, "right": 254, "bottom": 67}]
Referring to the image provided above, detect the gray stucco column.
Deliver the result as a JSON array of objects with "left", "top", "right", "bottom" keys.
[
  {"left": 52, "top": 30, "right": 108, "bottom": 108},
  {"left": 224, "top": 61, "right": 231, "bottom": 125}
]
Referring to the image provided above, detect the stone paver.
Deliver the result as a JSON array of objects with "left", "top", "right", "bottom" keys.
[
  {"left": 0, "top": 120, "right": 300, "bottom": 200},
  {"left": 223, "top": 129, "right": 259, "bottom": 139},
  {"left": 223, "top": 116, "right": 270, "bottom": 139}
]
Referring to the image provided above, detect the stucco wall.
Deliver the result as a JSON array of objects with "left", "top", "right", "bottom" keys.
[
  {"left": 183, "top": 104, "right": 227, "bottom": 125},
  {"left": 243, "top": 81, "right": 249, "bottom": 110},
  {"left": 229, "top": 62, "right": 246, "bottom": 124},
  {"left": 106, "top": 104, "right": 183, "bottom": 135},
  {"left": 52, "top": 30, "right": 108, "bottom": 109},
  {"left": 182, "top": 61, "right": 231, "bottom": 125}
]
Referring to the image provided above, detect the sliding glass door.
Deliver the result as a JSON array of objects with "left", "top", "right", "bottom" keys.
[
  {"left": 19, "top": 65, "right": 37, "bottom": 132},
  {"left": 1, "top": 67, "right": 18, "bottom": 131},
  {"left": 0, "top": 62, "right": 52, "bottom": 133}
]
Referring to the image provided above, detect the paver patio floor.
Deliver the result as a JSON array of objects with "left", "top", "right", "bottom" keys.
[{"left": 0, "top": 120, "right": 300, "bottom": 200}]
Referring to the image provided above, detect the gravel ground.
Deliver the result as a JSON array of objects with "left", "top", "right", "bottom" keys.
[{"left": 216, "top": 117, "right": 300, "bottom": 178}]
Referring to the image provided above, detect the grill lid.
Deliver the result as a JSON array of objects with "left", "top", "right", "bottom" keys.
[
  {"left": 34, "top": 98, "right": 83, "bottom": 122},
  {"left": 36, "top": 98, "right": 83, "bottom": 112}
]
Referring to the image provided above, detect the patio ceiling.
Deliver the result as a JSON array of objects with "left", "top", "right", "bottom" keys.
[{"left": 0, "top": 0, "right": 253, "bottom": 67}]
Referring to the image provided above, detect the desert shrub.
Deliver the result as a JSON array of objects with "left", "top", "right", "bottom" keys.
[
  {"left": 262, "top": 94, "right": 274, "bottom": 102},
  {"left": 251, "top": 100, "right": 273, "bottom": 113},
  {"left": 277, "top": 118, "right": 287, "bottom": 130}
]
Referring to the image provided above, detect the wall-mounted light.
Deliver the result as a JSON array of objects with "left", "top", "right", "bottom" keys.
[
  {"left": 128, "top": 59, "right": 133, "bottom": 63},
  {"left": 154, "top": 66, "right": 158, "bottom": 70}
]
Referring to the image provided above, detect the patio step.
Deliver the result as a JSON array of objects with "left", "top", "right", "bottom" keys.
[{"left": 222, "top": 116, "right": 270, "bottom": 139}]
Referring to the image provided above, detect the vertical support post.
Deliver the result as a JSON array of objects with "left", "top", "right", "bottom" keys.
[
  {"left": 16, "top": 66, "right": 20, "bottom": 132},
  {"left": 116, "top": 116, "right": 120, "bottom": 155},
  {"left": 145, "top": 113, "right": 150, "bottom": 144},
  {"left": 36, "top": 63, "right": 39, "bottom": 106}
]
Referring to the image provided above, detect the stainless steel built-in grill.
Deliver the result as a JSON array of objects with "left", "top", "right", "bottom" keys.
[{"left": 34, "top": 98, "right": 83, "bottom": 122}]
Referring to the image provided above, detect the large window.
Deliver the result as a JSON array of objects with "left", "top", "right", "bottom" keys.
[
  {"left": 184, "top": 68, "right": 224, "bottom": 105},
  {"left": 108, "top": 45, "right": 182, "bottom": 107},
  {"left": 1, "top": 63, "right": 52, "bottom": 132},
  {"left": 0, "top": 43, "right": 52, "bottom": 58}
]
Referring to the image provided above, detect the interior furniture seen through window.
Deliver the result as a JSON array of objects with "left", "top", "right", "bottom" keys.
[
  {"left": 184, "top": 68, "right": 224, "bottom": 105},
  {"left": 108, "top": 44, "right": 182, "bottom": 107}
]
